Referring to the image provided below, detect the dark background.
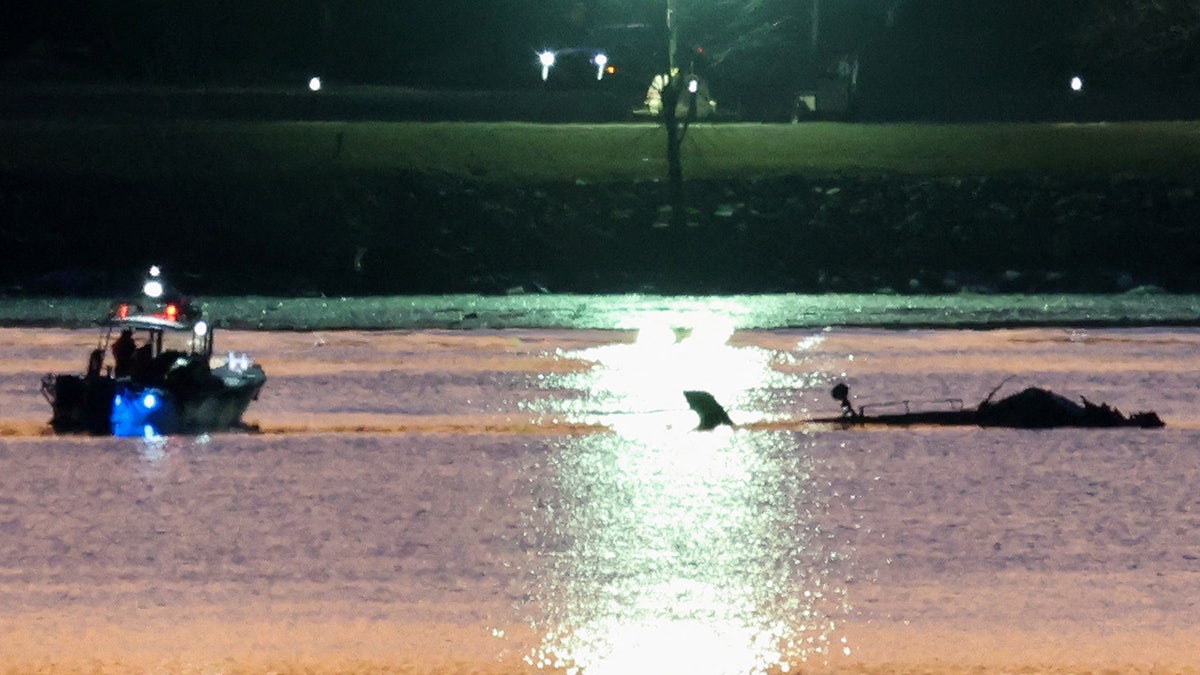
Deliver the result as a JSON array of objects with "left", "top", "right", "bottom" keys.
[
  {"left": 4, "top": 1, "right": 1199, "bottom": 121},
  {"left": 3, "top": 2, "right": 1199, "bottom": 297}
]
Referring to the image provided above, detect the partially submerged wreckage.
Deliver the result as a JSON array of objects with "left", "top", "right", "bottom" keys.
[{"left": 685, "top": 380, "right": 1165, "bottom": 431}]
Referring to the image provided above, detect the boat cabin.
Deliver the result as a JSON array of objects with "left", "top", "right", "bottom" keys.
[{"left": 98, "top": 299, "right": 213, "bottom": 382}]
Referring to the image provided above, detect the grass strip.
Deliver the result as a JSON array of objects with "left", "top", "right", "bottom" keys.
[{"left": 2, "top": 120, "right": 1198, "bottom": 182}]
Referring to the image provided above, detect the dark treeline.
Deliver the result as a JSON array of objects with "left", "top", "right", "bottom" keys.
[{"left": 3, "top": 169, "right": 1198, "bottom": 297}]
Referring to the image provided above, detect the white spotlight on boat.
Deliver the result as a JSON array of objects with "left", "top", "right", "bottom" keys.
[{"left": 143, "top": 264, "right": 165, "bottom": 298}]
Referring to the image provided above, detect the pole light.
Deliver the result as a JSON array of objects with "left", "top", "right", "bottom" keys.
[
  {"left": 594, "top": 53, "right": 609, "bottom": 80},
  {"left": 539, "top": 51, "right": 556, "bottom": 81}
]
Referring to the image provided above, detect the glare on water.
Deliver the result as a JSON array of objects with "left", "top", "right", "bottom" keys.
[
  {"left": 529, "top": 430, "right": 855, "bottom": 674},
  {"left": 3, "top": 318, "right": 1200, "bottom": 673}
]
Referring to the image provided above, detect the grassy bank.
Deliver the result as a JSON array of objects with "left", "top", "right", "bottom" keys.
[
  {"left": 3, "top": 119, "right": 1199, "bottom": 296},
  {"left": 3, "top": 120, "right": 1200, "bottom": 182}
]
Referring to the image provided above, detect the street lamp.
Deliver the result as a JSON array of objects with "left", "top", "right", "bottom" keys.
[{"left": 538, "top": 50, "right": 555, "bottom": 81}]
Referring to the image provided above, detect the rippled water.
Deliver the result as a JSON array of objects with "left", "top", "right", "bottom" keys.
[{"left": 2, "top": 295, "right": 1200, "bottom": 673}]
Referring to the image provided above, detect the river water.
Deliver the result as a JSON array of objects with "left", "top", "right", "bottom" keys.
[{"left": 1, "top": 293, "right": 1198, "bottom": 674}]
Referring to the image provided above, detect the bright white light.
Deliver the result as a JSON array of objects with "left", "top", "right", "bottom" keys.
[
  {"left": 308, "top": 76, "right": 322, "bottom": 92},
  {"left": 148, "top": 265, "right": 161, "bottom": 278},
  {"left": 594, "top": 53, "right": 610, "bottom": 80},
  {"left": 142, "top": 393, "right": 158, "bottom": 409},
  {"left": 539, "top": 51, "right": 556, "bottom": 81},
  {"left": 561, "top": 314, "right": 767, "bottom": 436},
  {"left": 227, "top": 352, "right": 252, "bottom": 374},
  {"left": 559, "top": 615, "right": 772, "bottom": 675},
  {"left": 688, "top": 78, "right": 699, "bottom": 94},
  {"left": 597, "top": 52, "right": 614, "bottom": 79},
  {"left": 193, "top": 320, "right": 208, "bottom": 337},
  {"left": 635, "top": 319, "right": 677, "bottom": 349},
  {"left": 1070, "top": 75, "right": 1084, "bottom": 92},
  {"left": 143, "top": 279, "right": 164, "bottom": 298}
]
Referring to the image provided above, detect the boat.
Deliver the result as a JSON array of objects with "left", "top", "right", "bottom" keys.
[{"left": 40, "top": 266, "right": 266, "bottom": 437}]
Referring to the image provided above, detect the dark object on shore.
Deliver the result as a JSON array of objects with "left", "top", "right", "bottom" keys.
[
  {"left": 684, "top": 390, "right": 735, "bottom": 430},
  {"left": 821, "top": 381, "right": 1164, "bottom": 429},
  {"left": 40, "top": 266, "right": 266, "bottom": 436}
]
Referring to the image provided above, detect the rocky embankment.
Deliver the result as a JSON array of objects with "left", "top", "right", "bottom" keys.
[{"left": 2, "top": 170, "right": 1198, "bottom": 296}]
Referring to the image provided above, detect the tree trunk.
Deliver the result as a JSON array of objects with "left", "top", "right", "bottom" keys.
[{"left": 662, "top": 78, "right": 684, "bottom": 228}]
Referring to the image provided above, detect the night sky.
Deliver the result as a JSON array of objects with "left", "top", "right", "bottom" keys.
[{"left": 0, "top": 2, "right": 1117, "bottom": 81}]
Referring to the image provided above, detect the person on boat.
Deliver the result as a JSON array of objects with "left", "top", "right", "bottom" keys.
[
  {"left": 86, "top": 348, "right": 104, "bottom": 379},
  {"left": 132, "top": 342, "right": 154, "bottom": 380},
  {"left": 112, "top": 329, "right": 135, "bottom": 377}
]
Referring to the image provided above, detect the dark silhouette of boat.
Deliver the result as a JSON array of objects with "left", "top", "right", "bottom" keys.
[
  {"left": 684, "top": 379, "right": 1164, "bottom": 431},
  {"left": 40, "top": 267, "right": 266, "bottom": 437}
]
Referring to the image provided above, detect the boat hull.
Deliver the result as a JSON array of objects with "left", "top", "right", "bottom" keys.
[{"left": 44, "top": 366, "right": 266, "bottom": 436}]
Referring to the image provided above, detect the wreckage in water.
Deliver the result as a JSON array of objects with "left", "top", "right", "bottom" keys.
[
  {"left": 818, "top": 381, "right": 1165, "bottom": 429},
  {"left": 684, "top": 380, "right": 1165, "bottom": 430}
]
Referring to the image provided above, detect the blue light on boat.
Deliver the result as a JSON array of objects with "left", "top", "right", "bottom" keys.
[{"left": 111, "top": 387, "right": 174, "bottom": 437}]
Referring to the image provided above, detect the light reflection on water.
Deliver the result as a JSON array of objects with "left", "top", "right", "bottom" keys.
[
  {"left": 532, "top": 431, "right": 855, "bottom": 674},
  {"left": 530, "top": 313, "right": 855, "bottom": 673},
  {"left": 537, "top": 312, "right": 813, "bottom": 433}
]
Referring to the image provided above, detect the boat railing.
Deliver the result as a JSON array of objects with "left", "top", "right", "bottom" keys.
[{"left": 858, "top": 398, "right": 965, "bottom": 417}]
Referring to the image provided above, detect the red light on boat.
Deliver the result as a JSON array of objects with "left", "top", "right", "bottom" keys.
[
  {"left": 117, "top": 304, "right": 129, "bottom": 319},
  {"left": 165, "top": 304, "right": 178, "bottom": 321}
]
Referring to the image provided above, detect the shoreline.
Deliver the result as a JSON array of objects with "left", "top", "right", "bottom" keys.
[{"left": 2, "top": 293, "right": 1199, "bottom": 331}]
